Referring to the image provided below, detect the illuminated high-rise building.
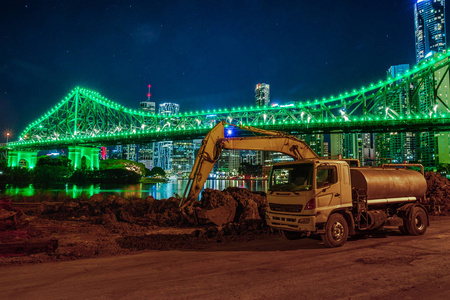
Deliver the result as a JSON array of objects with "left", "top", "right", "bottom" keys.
[
  {"left": 343, "top": 133, "right": 374, "bottom": 165},
  {"left": 153, "top": 102, "right": 180, "bottom": 172},
  {"left": 303, "top": 134, "right": 324, "bottom": 157},
  {"left": 140, "top": 101, "right": 156, "bottom": 113},
  {"left": 414, "top": 1, "right": 448, "bottom": 168},
  {"left": 153, "top": 141, "right": 173, "bottom": 171},
  {"left": 138, "top": 85, "right": 156, "bottom": 168},
  {"left": 216, "top": 149, "right": 240, "bottom": 176},
  {"left": 172, "top": 140, "right": 201, "bottom": 175},
  {"left": 138, "top": 145, "right": 153, "bottom": 170},
  {"left": 375, "top": 64, "right": 415, "bottom": 164},
  {"left": 414, "top": 0, "right": 446, "bottom": 63},
  {"left": 253, "top": 83, "right": 271, "bottom": 169},
  {"left": 255, "top": 83, "right": 270, "bottom": 107},
  {"left": 330, "top": 132, "right": 343, "bottom": 158},
  {"left": 159, "top": 102, "right": 180, "bottom": 116}
]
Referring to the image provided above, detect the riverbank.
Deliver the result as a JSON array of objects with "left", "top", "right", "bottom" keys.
[{"left": 139, "top": 177, "right": 169, "bottom": 183}]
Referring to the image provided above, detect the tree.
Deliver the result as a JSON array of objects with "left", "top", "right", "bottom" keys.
[
  {"left": 36, "top": 155, "right": 71, "bottom": 167},
  {"left": 0, "top": 160, "right": 7, "bottom": 172},
  {"left": 148, "top": 167, "right": 166, "bottom": 178},
  {"left": 33, "top": 155, "right": 72, "bottom": 183},
  {"left": 100, "top": 159, "right": 146, "bottom": 175}
]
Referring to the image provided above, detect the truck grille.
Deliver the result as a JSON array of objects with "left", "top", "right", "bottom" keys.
[{"left": 269, "top": 203, "right": 303, "bottom": 213}]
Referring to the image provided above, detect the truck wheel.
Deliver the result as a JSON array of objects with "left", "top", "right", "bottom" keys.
[
  {"left": 321, "top": 213, "right": 348, "bottom": 248},
  {"left": 281, "top": 230, "right": 304, "bottom": 240},
  {"left": 405, "top": 206, "right": 428, "bottom": 236}
]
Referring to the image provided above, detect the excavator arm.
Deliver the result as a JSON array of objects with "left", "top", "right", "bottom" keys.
[{"left": 180, "top": 121, "right": 319, "bottom": 210}]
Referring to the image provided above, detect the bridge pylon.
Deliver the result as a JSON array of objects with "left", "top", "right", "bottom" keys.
[
  {"left": 68, "top": 146, "right": 99, "bottom": 170},
  {"left": 8, "top": 150, "right": 38, "bottom": 169}
]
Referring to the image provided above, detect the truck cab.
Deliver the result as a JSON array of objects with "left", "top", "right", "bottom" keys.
[{"left": 265, "top": 160, "right": 353, "bottom": 238}]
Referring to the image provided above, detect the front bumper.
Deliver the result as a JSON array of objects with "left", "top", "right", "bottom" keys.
[{"left": 265, "top": 211, "right": 316, "bottom": 232}]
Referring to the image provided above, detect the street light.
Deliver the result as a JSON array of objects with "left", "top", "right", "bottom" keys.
[{"left": 6, "top": 132, "right": 10, "bottom": 144}]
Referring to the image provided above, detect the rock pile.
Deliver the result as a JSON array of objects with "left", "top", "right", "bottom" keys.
[{"left": 425, "top": 172, "right": 450, "bottom": 215}]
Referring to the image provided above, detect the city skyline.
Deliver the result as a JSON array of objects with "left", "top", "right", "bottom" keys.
[{"left": 1, "top": 1, "right": 419, "bottom": 141}]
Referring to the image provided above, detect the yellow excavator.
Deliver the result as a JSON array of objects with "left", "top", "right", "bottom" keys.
[
  {"left": 179, "top": 121, "right": 321, "bottom": 219},
  {"left": 179, "top": 121, "right": 428, "bottom": 248}
]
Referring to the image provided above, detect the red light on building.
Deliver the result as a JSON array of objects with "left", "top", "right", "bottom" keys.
[
  {"left": 147, "top": 93, "right": 151, "bottom": 98},
  {"left": 148, "top": 84, "right": 151, "bottom": 88}
]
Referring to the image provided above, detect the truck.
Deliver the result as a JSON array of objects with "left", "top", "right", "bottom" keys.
[{"left": 180, "top": 121, "right": 429, "bottom": 247}]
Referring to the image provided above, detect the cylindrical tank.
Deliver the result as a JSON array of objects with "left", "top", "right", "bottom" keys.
[{"left": 350, "top": 168, "right": 426, "bottom": 200}]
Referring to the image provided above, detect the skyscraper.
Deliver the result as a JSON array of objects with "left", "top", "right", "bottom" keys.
[
  {"left": 414, "top": 0, "right": 448, "bottom": 168},
  {"left": 255, "top": 83, "right": 270, "bottom": 107},
  {"left": 159, "top": 102, "right": 180, "bottom": 116},
  {"left": 375, "top": 64, "right": 414, "bottom": 164},
  {"left": 153, "top": 102, "right": 180, "bottom": 171},
  {"left": 138, "top": 85, "right": 156, "bottom": 169},
  {"left": 414, "top": 0, "right": 446, "bottom": 63}
]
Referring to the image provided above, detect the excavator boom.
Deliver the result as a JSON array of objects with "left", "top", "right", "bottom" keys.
[{"left": 180, "top": 121, "right": 319, "bottom": 209}]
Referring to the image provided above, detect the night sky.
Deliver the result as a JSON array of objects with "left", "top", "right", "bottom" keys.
[{"left": 0, "top": 0, "right": 423, "bottom": 142}]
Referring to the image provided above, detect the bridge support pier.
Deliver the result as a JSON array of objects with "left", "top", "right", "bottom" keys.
[
  {"left": 7, "top": 150, "right": 38, "bottom": 169},
  {"left": 68, "top": 146, "right": 99, "bottom": 170}
]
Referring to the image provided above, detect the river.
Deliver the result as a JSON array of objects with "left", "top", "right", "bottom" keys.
[{"left": 0, "top": 179, "right": 268, "bottom": 200}]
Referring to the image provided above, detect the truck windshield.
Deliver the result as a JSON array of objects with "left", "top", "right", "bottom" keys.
[{"left": 269, "top": 163, "right": 314, "bottom": 192}]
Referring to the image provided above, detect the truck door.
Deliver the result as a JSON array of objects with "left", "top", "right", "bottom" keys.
[
  {"left": 340, "top": 164, "right": 352, "bottom": 205},
  {"left": 315, "top": 164, "right": 341, "bottom": 208}
]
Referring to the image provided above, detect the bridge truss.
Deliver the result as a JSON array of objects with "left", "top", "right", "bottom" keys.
[{"left": 9, "top": 51, "right": 450, "bottom": 150}]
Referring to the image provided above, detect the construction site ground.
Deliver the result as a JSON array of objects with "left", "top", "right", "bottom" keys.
[{"left": 0, "top": 215, "right": 449, "bottom": 299}]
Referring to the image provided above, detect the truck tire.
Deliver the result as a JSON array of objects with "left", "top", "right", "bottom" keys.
[
  {"left": 321, "top": 213, "right": 348, "bottom": 248},
  {"left": 405, "top": 206, "right": 428, "bottom": 236},
  {"left": 281, "top": 230, "right": 304, "bottom": 240}
]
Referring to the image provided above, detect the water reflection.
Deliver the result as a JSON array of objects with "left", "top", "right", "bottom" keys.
[{"left": 0, "top": 179, "right": 267, "bottom": 199}]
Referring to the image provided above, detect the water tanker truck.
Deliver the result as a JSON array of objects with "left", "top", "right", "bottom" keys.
[
  {"left": 180, "top": 121, "right": 429, "bottom": 247},
  {"left": 265, "top": 160, "right": 428, "bottom": 247}
]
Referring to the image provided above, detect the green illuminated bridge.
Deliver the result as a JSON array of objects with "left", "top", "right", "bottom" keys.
[{"left": 8, "top": 51, "right": 450, "bottom": 169}]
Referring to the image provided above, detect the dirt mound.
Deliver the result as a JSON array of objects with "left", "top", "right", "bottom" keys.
[
  {"left": 196, "top": 188, "right": 237, "bottom": 226},
  {"left": 223, "top": 187, "right": 266, "bottom": 221},
  {"left": 196, "top": 187, "right": 267, "bottom": 227},
  {"left": 38, "top": 195, "right": 187, "bottom": 227},
  {"left": 28, "top": 188, "right": 271, "bottom": 231},
  {"left": 425, "top": 172, "right": 450, "bottom": 215}
]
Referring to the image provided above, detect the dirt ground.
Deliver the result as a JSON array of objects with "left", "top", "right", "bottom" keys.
[
  {"left": 0, "top": 188, "right": 271, "bottom": 266},
  {"left": 1, "top": 216, "right": 449, "bottom": 300},
  {"left": 0, "top": 216, "right": 272, "bottom": 266},
  {"left": 1, "top": 175, "right": 450, "bottom": 266}
]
